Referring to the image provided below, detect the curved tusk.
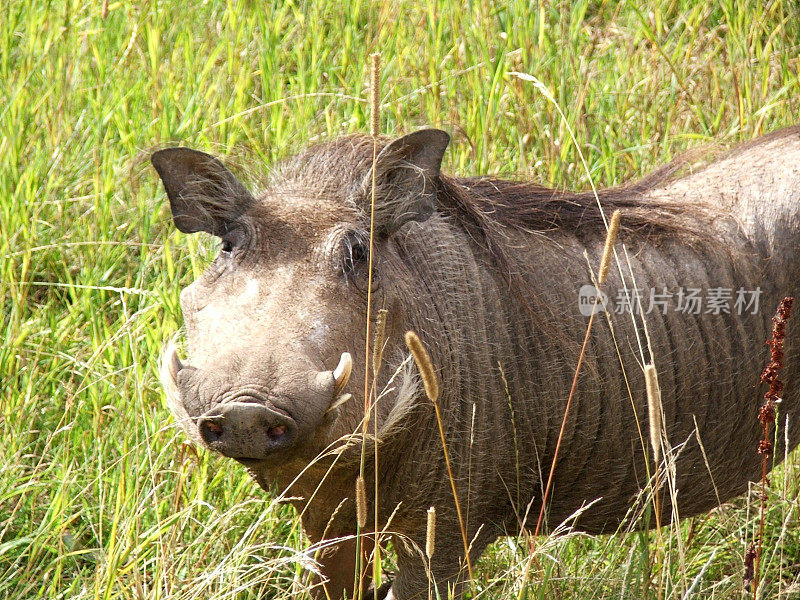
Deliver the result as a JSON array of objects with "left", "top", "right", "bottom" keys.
[
  {"left": 333, "top": 352, "right": 352, "bottom": 395},
  {"left": 167, "top": 344, "right": 183, "bottom": 381}
]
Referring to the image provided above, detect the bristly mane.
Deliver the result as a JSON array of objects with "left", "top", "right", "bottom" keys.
[
  {"left": 273, "top": 133, "right": 713, "bottom": 257},
  {"left": 446, "top": 170, "right": 695, "bottom": 233},
  {"left": 436, "top": 126, "right": 800, "bottom": 247}
]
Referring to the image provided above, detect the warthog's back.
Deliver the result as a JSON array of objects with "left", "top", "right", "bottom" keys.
[{"left": 448, "top": 127, "right": 800, "bottom": 533}]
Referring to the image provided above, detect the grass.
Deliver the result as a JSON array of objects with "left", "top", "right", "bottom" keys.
[{"left": 2, "top": 0, "right": 800, "bottom": 598}]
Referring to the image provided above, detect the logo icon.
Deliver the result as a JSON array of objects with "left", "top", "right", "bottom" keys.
[{"left": 578, "top": 284, "right": 607, "bottom": 316}]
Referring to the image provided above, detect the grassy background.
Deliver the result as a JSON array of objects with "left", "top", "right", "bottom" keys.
[{"left": 2, "top": 0, "right": 800, "bottom": 598}]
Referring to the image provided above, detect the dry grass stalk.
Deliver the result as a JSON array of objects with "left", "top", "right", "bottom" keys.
[
  {"left": 644, "top": 362, "right": 665, "bottom": 600},
  {"left": 426, "top": 506, "right": 436, "bottom": 559},
  {"left": 750, "top": 296, "right": 793, "bottom": 597},
  {"left": 357, "top": 51, "right": 382, "bottom": 600},
  {"left": 362, "top": 51, "right": 382, "bottom": 434},
  {"left": 371, "top": 307, "right": 387, "bottom": 600},
  {"left": 405, "top": 330, "right": 472, "bottom": 581}
]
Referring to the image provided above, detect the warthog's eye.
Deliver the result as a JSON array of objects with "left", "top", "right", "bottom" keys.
[
  {"left": 212, "top": 228, "right": 247, "bottom": 275},
  {"left": 218, "top": 227, "right": 247, "bottom": 257},
  {"left": 347, "top": 241, "right": 367, "bottom": 267},
  {"left": 341, "top": 231, "right": 371, "bottom": 284}
]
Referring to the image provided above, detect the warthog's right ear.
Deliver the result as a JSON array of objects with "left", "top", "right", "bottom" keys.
[
  {"left": 370, "top": 128, "right": 450, "bottom": 235},
  {"left": 151, "top": 148, "right": 255, "bottom": 236}
]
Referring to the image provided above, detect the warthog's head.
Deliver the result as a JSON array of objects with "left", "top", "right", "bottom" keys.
[{"left": 153, "top": 130, "right": 450, "bottom": 472}]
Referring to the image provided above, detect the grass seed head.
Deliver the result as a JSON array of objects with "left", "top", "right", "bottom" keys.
[
  {"left": 405, "top": 330, "right": 440, "bottom": 402},
  {"left": 370, "top": 53, "right": 380, "bottom": 137},
  {"left": 644, "top": 363, "right": 663, "bottom": 465},
  {"left": 598, "top": 209, "right": 621, "bottom": 285},
  {"left": 356, "top": 475, "right": 367, "bottom": 528},
  {"left": 426, "top": 506, "right": 436, "bottom": 559}
]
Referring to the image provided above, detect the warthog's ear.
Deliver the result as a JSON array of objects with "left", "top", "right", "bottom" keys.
[
  {"left": 371, "top": 128, "right": 450, "bottom": 235},
  {"left": 151, "top": 148, "right": 255, "bottom": 236}
]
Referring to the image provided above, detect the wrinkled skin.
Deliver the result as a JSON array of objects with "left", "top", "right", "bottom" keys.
[{"left": 153, "top": 127, "right": 800, "bottom": 599}]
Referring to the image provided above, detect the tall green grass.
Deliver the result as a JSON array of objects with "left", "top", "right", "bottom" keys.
[{"left": 2, "top": 0, "right": 799, "bottom": 598}]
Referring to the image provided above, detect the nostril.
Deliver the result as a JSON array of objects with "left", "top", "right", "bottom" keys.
[
  {"left": 267, "top": 424, "right": 287, "bottom": 440},
  {"left": 200, "top": 419, "right": 224, "bottom": 444}
]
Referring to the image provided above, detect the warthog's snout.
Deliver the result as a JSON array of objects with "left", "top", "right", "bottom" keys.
[
  {"left": 160, "top": 343, "right": 354, "bottom": 460},
  {"left": 197, "top": 401, "right": 296, "bottom": 459}
]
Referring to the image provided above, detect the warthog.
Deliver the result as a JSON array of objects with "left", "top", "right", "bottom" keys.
[{"left": 154, "top": 127, "right": 800, "bottom": 599}]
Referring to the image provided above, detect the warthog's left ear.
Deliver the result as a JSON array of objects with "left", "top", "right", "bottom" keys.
[
  {"left": 151, "top": 148, "right": 255, "bottom": 236},
  {"left": 371, "top": 128, "right": 450, "bottom": 235}
]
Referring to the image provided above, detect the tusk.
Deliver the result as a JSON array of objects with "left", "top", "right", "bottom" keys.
[
  {"left": 333, "top": 352, "right": 352, "bottom": 395},
  {"left": 167, "top": 344, "right": 183, "bottom": 381}
]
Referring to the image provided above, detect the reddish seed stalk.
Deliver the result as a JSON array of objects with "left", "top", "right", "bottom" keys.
[{"left": 750, "top": 296, "right": 793, "bottom": 597}]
